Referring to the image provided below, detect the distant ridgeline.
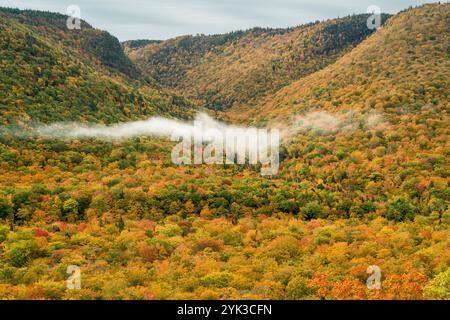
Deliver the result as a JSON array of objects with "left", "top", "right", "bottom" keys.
[{"left": 122, "top": 39, "right": 163, "bottom": 52}]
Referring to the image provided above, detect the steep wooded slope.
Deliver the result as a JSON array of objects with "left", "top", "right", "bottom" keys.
[
  {"left": 128, "top": 14, "right": 390, "bottom": 110},
  {"left": 230, "top": 3, "right": 449, "bottom": 123},
  {"left": 0, "top": 8, "right": 193, "bottom": 124}
]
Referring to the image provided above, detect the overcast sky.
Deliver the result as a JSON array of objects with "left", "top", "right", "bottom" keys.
[{"left": 0, "top": 0, "right": 440, "bottom": 41}]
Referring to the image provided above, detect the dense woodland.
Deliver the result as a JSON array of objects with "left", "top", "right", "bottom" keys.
[{"left": 0, "top": 4, "right": 448, "bottom": 300}]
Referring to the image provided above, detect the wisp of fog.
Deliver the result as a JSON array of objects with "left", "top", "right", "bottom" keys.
[{"left": 0, "top": 111, "right": 385, "bottom": 141}]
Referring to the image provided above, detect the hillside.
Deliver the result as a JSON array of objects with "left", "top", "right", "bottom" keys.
[
  {"left": 0, "top": 8, "right": 194, "bottom": 124},
  {"left": 0, "top": 4, "right": 448, "bottom": 301},
  {"left": 228, "top": 3, "right": 449, "bottom": 224},
  {"left": 128, "top": 14, "right": 390, "bottom": 110}
]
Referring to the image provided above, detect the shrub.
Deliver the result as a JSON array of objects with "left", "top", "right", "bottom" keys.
[
  {"left": 202, "top": 272, "right": 233, "bottom": 288},
  {"left": 286, "top": 276, "right": 311, "bottom": 299},
  {"left": 423, "top": 270, "right": 450, "bottom": 300},
  {"left": 5, "top": 240, "right": 40, "bottom": 267}
]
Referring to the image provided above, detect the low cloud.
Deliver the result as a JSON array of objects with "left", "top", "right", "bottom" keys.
[
  {"left": 275, "top": 110, "right": 386, "bottom": 140},
  {"left": 29, "top": 113, "right": 221, "bottom": 141},
  {"left": 1, "top": 110, "right": 386, "bottom": 141}
]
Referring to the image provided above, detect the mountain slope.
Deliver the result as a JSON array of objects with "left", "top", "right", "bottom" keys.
[
  {"left": 0, "top": 4, "right": 448, "bottom": 301},
  {"left": 231, "top": 3, "right": 449, "bottom": 123},
  {"left": 2, "top": 8, "right": 139, "bottom": 78},
  {"left": 0, "top": 7, "right": 194, "bottom": 124},
  {"left": 128, "top": 14, "right": 390, "bottom": 110},
  {"left": 229, "top": 4, "right": 449, "bottom": 223}
]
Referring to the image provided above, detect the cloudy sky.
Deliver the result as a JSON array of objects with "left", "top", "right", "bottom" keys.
[{"left": 0, "top": 0, "right": 439, "bottom": 41}]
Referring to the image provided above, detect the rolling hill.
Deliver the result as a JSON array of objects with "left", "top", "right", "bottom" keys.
[
  {"left": 0, "top": 7, "right": 194, "bottom": 124},
  {"left": 127, "top": 14, "right": 390, "bottom": 111}
]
